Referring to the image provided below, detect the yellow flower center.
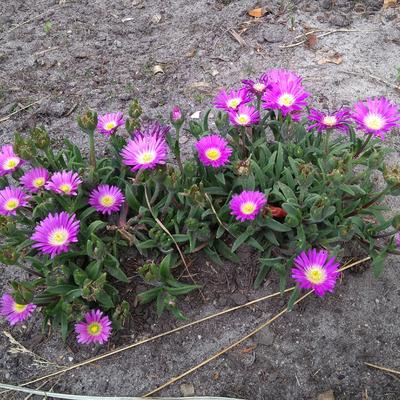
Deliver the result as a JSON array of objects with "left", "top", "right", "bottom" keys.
[
  {"left": 253, "top": 83, "right": 265, "bottom": 92},
  {"left": 364, "top": 113, "right": 384, "bottom": 131},
  {"left": 205, "top": 148, "right": 221, "bottom": 161},
  {"left": 323, "top": 116, "right": 337, "bottom": 127},
  {"left": 4, "top": 157, "right": 19, "bottom": 170},
  {"left": 240, "top": 201, "right": 256, "bottom": 215},
  {"left": 305, "top": 266, "right": 326, "bottom": 284},
  {"left": 33, "top": 177, "right": 45, "bottom": 188},
  {"left": 14, "top": 303, "right": 27, "bottom": 313},
  {"left": 59, "top": 183, "right": 72, "bottom": 193},
  {"left": 4, "top": 198, "right": 19, "bottom": 211},
  {"left": 99, "top": 194, "right": 115, "bottom": 207},
  {"left": 236, "top": 114, "right": 250, "bottom": 125},
  {"left": 278, "top": 93, "right": 295, "bottom": 107},
  {"left": 138, "top": 151, "right": 156, "bottom": 164},
  {"left": 105, "top": 121, "right": 117, "bottom": 131},
  {"left": 88, "top": 322, "right": 102, "bottom": 336},
  {"left": 49, "top": 229, "right": 69, "bottom": 246},
  {"left": 227, "top": 98, "right": 241, "bottom": 109}
]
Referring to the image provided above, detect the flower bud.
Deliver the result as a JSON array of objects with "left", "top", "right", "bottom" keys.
[
  {"left": 128, "top": 100, "right": 142, "bottom": 119},
  {"left": 383, "top": 165, "right": 400, "bottom": 187},
  {"left": 0, "top": 246, "right": 19, "bottom": 264},
  {"left": 30, "top": 126, "right": 50, "bottom": 149},
  {"left": 170, "top": 106, "right": 184, "bottom": 128},
  {"left": 77, "top": 110, "right": 98, "bottom": 133},
  {"left": 236, "top": 159, "right": 251, "bottom": 176}
]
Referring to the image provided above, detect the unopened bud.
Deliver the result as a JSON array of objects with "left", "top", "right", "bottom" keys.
[{"left": 77, "top": 110, "right": 98, "bottom": 133}]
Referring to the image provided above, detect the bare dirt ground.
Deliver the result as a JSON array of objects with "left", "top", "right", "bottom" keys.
[{"left": 0, "top": 0, "right": 400, "bottom": 399}]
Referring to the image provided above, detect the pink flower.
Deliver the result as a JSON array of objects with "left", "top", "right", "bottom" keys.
[
  {"left": 291, "top": 249, "right": 340, "bottom": 297},
  {"left": 195, "top": 134, "right": 232, "bottom": 168},
  {"left": 97, "top": 112, "right": 125, "bottom": 135},
  {"left": 75, "top": 309, "right": 112, "bottom": 345},
  {"left": 0, "top": 293, "right": 36, "bottom": 325},
  {"left": 228, "top": 105, "right": 260, "bottom": 126},
  {"left": 89, "top": 184, "right": 125, "bottom": 215},
  {"left": 0, "top": 145, "right": 24, "bottom": 176},
  {"left": 45, "top": 171, "right": 82, "bottom": 196},
  {"left": 351, "top": 97, "right": 400, "bottom": 140},
  {"left": 20, "top": 167, "right": 49, "bottom": 193},
  {"left": 0, "top": 187, "right": 29, "bottom": 216},
  {"left": 214, "top": 88, "right": 252, "bottom": 111},
  {"left": 229, "top": 191, "right": 267, "bottom": 222},
  {"left": 308, "top": 108, "right": 351, "bottom": 133}
]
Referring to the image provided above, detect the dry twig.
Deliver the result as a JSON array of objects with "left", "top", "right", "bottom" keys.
[{"left": 0, "top": 99, "right": 45, "bottom": 123}]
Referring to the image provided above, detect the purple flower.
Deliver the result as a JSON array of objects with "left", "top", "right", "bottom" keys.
[
  {"left": 395, "top": 232, "right": 400, "bottom": 249},
  {"left": 121, "top": 133, "right": 168, "bottom": 171},
  {"left": 195, "top": 134, "right": 232, "bottom": 168},
  {"left": 242, "top": 74, "right": 268, "bottom": 96},
  {"left": 0, "top": 294, "right": 36, "bottom": 325},
  {"left": 230, "top": 191, "right": 267, "bottom": 222},
  {"left": 45, "top": 171, "right": 82, "bottom": 196},
  {"left": 31, "top": 212, "right": 80, "bottom": 258},
  {"left": 0, "top": 187, "right": 29, "bottom": 216},
  {"left": 0, "top": 145, "right": 24, "bottom": 177},
  {"left": 20, "top": 167, "right": 49, "bottom": 193},
  {"left": 351, "top": 97, "right": 400, "bottom": 140},
  {"left": 308, "top": 108, "right": 351, "bottom": 133},
  {"left": 262, "top": 69, "right": 310, "bottom": 115},
  {"left": 264, "top": 69, "right": 302, "bottom": 87},
  {"left": 292, "top": 249, "right": 340, "bottom": 297},
  {"left": 89, "top": 184, "right": 125, "bottom": 215},
  {"left": 75, "top": 309, "right": 112, "bottom": 345},
  {"left": 97, "top": 112, "right": 125, "bottom": 135},
  {"left": 214, "top": 88, "right": 252, "bottom": 111},
  {"left": 228, "top": 105, "right": 260, "bottom": 126}
]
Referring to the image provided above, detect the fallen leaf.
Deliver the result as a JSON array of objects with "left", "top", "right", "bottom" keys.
[
  {"left": 241, "top": 344, "right": 257, "bottom": 353},
  {"left": 383, "top": 0, "right": 397, "bottom": 8},
  {"left": 305, "top": 33, "right": 318, "bottom": 49},
  {"left": 317, "top": 52, "right": 343, "bottom": 65},
  {"left": 248, "top": 7, "right": 266, "bottom": 18}
]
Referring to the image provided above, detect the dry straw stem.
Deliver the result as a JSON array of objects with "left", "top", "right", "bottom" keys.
[
  {"left": 0, "top": 99, "right": 45, "bottom": 123},
  {"left": 280, "top": 29, "right": 376, "bottom": 49},
  {"left": 143, "top": 256, "right": 371, "bottom": 396},
  {"left": 2, "top": 257, "right": 370, "bottom": 395},
  {"left": 365, "top": 362, "right": 400, "bottom": 377}
]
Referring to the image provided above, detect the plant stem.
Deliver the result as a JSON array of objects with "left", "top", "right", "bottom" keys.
[
  {"left": 354, "top": 134, "right": 372, "bottom": 159},
  {"left": 88, "top": 131, "right": 96, "bottom": 168},
  {"left": 372, "top": 230, "right": 398, "bottom": 239},
  {"left": 174, "top": 127, "right": 183, "bottom": 174},
  {"left": 345, "top": 187, "right": 389, "bottom": 217}
]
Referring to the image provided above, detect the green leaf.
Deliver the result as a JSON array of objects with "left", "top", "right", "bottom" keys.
[
  {"left": 136, "top": 239, "right": 157, "bottom": 250},
  {"left": 159, "top": 254, "right": 173, "bottom": 281},
  {"left": 166, "top": 284, "right": 201, "bottom": 296},
  {"left": 172, "top": 234, "right": 189, "bottom": 243},
  {"left": 264, "top": 218, "right": 292, "bottom": 232},
  {"left": 372, "top": 252, "right": 385, "bottom": 278},
  {"left": 46, "top": 284, "right": 78, "bottom": 295},
  {"left": 232, "top": 231, "right": 251, "bottom": 252},
  {"left": 125, "top": 185, "right": 140, "bottom": 212},
  {"left": 275, "top": 142, "right": 284, "bottom": 179},
  {"left": 254, "top": 263, "right": 271, "bottom": 289},
  {"left": 104, "top": 255, "right": 129, "bottom": 283},
  {"left": 86, "top": 260, "right": 102, "bottom": 280},
  {"left": 138, "top": 287, "right": 163, "bottom": 304},
  {"left": 287, "top": 286, "right": 300, "bottom": 311},
  {"left": 79, "top": 207, "right": 97, "bottom": 221},
  {"left": 87, "top": 220, "right": 107, "bottom": 235},
  {"left": 95, "top": 290, "right": 114, "bottom": 308},
  {"left": 215, "top": 240, "right": 240, "bottom": 263},
  {"left": 215, "top": 173, "right": 226, "bottom": 185},
  {"left": 247, "top": 237, "right": 264, "bottom": 251}
]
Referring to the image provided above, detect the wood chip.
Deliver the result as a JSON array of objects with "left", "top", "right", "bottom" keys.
[
  {"left": 383, "top": 0, "right": 397, "bottom": 8},
  {"left": 317, "top": 52, "right": 343, "bottom": 65}
]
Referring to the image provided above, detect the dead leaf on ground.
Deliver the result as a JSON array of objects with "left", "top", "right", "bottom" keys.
[
  {"left": 229, "top": 29, "right": 247, "bottom": 46},
  {"left": 305, "top": 33, "right": 318, "bottom": 49},
  {"left": 383, "top": 0, "right": 397, "bottom": 9},
  {"left": 241, "top": 344, "right": 257, "bottom": 353},
  {"left": 248, "top": 7, "right": 266, "bottom": 18},
  {"left": 317, "top": 52, "right": 343, "bottom": 65}
]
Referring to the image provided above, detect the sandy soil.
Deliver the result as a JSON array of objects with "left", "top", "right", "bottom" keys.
[{"left": 0, "top": 0, "right": 400, "bottom": 399}]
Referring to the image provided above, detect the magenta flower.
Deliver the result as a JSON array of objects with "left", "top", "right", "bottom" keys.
[
  {"left": 195, "top": 134, "right": 232, "bottom": 168},
  {"left": 89, "top": 184, "right": 125, "bottom": 215},
  {"left": 0, "top": 187, "right": 29, "bottom": 216},
  {"left": 264, "top": 69, "right": 302, "bottom": 87},
  {"left": 0, "top": 145, "right": 24, "bottom": 176},
  {"left": 31, "top": 212, "right": 80, "bottom": 258},
  {"left": 308, "top": 108, "right": 351, "bottom": 133},
  {"left": 0, "top": 293, "right": 36, "bottom": 325},
  {"left": 230, "top": 191, "right": 267, "bottom": 222},
  {"left": 135, "top": 122, "right": 171, "bottom": 139},
  {"left": 45, "top": 171, "right": 82, "bottom": 196},
  {"left": 229, "top": 105, "right": 260, "bottom": 126},
  {"left": 121, "top": 134, "right": 168, "bottom": 171},
  {"left": 291, "top": 249, "right": 340, "bottom": 297},
  {"left": 242, "top": 74, "right": 268, "bottom": 96},
  {"left": 351, "top": 97, "right": 400, "bottom": 140},
  {"left": 214, "top": 88, "right": 252, "bottom": 111},
  {"left": 97, "top": 112, "right": 125, "bottom": 135},
  {"left": 75, "top": 309, "right": 112, "bottom": 345},
  {"left": 20, "top": 167, "right": 49, "bottom": 193},
  {"left": 262, "top": 69, "right": 309, "bottom": 115}
]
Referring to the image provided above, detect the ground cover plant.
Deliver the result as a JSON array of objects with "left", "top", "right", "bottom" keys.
[{"left": 0, "top": 69, "right": 399, "bottom": 344}]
